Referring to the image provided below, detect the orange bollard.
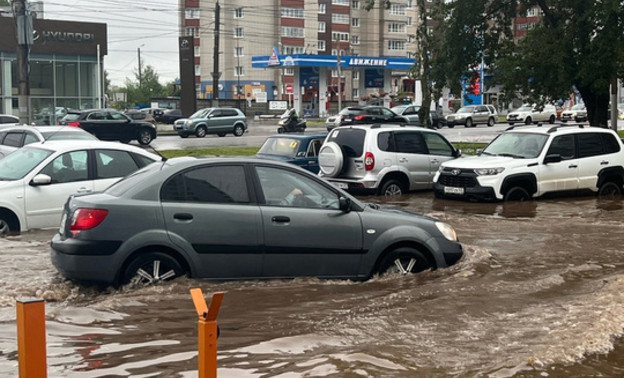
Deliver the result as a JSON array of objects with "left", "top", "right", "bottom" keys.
[
  {"left": 16, "top": 298, "right": 47, "bottom": 378},
  {"left": 190, "top": 289, "right": 224, "bottom": 378}
]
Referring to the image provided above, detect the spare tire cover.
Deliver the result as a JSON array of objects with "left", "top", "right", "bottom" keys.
[{"left": 318, "top": 142, "right": 344, "bottom": 177}]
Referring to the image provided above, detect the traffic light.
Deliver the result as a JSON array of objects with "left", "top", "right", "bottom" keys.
[{"left": 472, "top": 77, "right": 481, "bottom": 95}]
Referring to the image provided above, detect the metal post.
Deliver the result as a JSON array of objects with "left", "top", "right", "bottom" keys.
[
  {"left": 15, "top": 0, "right": 32, "bottom": 124},
  {"left": 212, "top": 1, "right": 221, "bottom": 107},
  {"left": 190, "top": 289, "right": 224, "bottom": 378},
  {"left": 17, "top": 298, "right": 47, "bottom": 378},
  {"left": 336, "top": 40, "right": 342, "bottom": 111}
]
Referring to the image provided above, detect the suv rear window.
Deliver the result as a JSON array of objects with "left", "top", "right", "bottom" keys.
[{"left": 327, "top": 128, "right": 365, "bottom": 157}]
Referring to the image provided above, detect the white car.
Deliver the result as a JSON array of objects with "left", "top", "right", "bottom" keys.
[
  {"left": 0, "top": 140, "right": 160, "bottom": 234},
  {"left": 506, "top": 104, "right": 557, "bottom": 125},
  {"left": 0, "top": 125, "right": 97, "bottom": 159}
]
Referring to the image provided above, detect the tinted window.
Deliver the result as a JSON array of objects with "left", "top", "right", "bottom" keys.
[
  {"left": 547, "top": 135, "right": 576, "bottom": 159},
  {"left": 96, "top": 149, "right": 140, "bottom": 179},
  {"left": 3, "top": 132, "right": 24, "bottom": 147},
  {"left": 423, "top": 133, "right": 454, "bottom": 156},
  {"left": 377, "top": 131, "right": 395, "bottom": 152},
  {"left": 161, "top": 165, "right": 249, "bottom": 204},
  {"left": 109, "top": 111, "right": 127, "bottom": 121},
  {"left": 223, "top": 109, "right": 238, "bottom": 117},
  {"left": 577, "top": 133, "right": 604, "bottom": 158},
  {"left": 601, "top": 133, "right": 620, "bottom": 154},
  {"left": 395, "top": 132, "right": 427, "bottom": 154},
  {"left": 327, "top": 128, "right": 365, "bottom": 157}
]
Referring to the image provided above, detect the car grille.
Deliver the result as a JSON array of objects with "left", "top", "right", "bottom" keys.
[
  {"left": 507, "top": 115, "right": 519, "bottom": 120},
  {"left": 438, "top": 169, "right": 478, "bottom": 188}
]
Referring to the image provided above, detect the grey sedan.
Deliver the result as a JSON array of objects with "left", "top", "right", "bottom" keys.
[{"left": 51, "top": 158, "right": 463, "bottom": 287}]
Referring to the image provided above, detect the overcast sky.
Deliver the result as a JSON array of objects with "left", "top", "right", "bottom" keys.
[{"left": 44, "top": 0, "right": 180, "bottom": 86}]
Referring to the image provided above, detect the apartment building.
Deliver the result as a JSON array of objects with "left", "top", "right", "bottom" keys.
[{"left": 179, "top": 0, "right": 429, "bottom": 102}]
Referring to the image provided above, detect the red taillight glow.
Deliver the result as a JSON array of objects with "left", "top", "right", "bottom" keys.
[
  {"left": 70, "top": 208, "right": 108, "bottom": 234},
  {"left": 67, "top": 121, "right": 80, "bottom": 127},
  {"left": 354, "top": 115, "right": 366, "bottom": 121},
  {"left": 364, "top": 152, "right": 375, "bottom": 171}
]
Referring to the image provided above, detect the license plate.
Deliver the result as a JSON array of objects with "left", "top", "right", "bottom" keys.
[
  {"left": 444, "top": 186, "right": 464, "bottom": 195},
  {"left": 334, "top": 182, "right": 349, "bottom": 189}
]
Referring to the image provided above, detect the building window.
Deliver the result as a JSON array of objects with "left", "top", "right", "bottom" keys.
[
  {"left": 284, "top": 45, "right": 305, "bottom": 54},
  {"left": 388, "top": 23, "right": 406, "bottom": 33},
  {"left": 332, "top": 32, "right": 349, "bottom": 41},
  {"left": 353, "top": 88, "right": 359, "bottom": 98},
  {"left": 318, "top": 4, "right": 326, "bottom": 14},
  {"left": 407, "top": 17, "right": 412, "bottom": 26},
  {"left": 235, "top": 66, "right": 244, "bottom": 76},
  {"left": 352, "top": 0, "right": 360, "bottom": 9},
  {"left": 194, "top": 46, "right": 200, "bottom": 57},
  {"left": 185, "top": 27, "right": 199, "bottom": 37},
  {"left": 527, "top": 7, "right": 539, "bottom": 17},
  {"left": 281, "top": 26, "right": 304, "bottom": 38},
  {"left": 194, "top": 65, "right": 201, "bottom": 76},
  {"left": 281, "top": 7, "right": 305, "bottom": 18},
  {"left": 388, "top": 40, "right": 406, "bottom": 50},
  {"left": 185, "top": 8, "right": 200, "bottom": 19},
  {"left": 407, "top": 0, "right": 413, "bottom": 8},
  {"left": 352, "top": 71, "right": 359, "bottom": 80},
  {"left": 235, "top": 47, "right": 243, "bottom": 57},
  {"left": 234, "top": 27, "right": 244, "bottom": 38},
  {"left": 234, "top": 8, "right": 244, "bottom": 18},
  {"left": 351, "top": 18, "right": 359, "bottom": 27},
  {"left": 332, "top": 14, "right": 349, "bottom": 24},
  {"left": 318, "top": 21, "right": 326, "bottom": 33},
  {"left": 285, "top": 68, "right": 294, "bottom": 76},
  {"left": 389, "top": 4, "right": 406, "bottom": 16},
  {"left": 318, "top": 40, "right": 326, "bottom": 51},
  {"left": 332, "top": 0, "right": 349, "bottom": 5},
  {"left": 351, "top": 35, "right": 360, "bottom": 45}
]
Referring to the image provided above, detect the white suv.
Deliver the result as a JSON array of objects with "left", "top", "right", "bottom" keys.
[
  {"left": 433, "top": 125, "right": 624, "bottom": 201},
  {"left": 318, "top": 124, "right": 461, "bottom": 196},
  {"left": 506, "top": 104, "right": 557, "bottom": 125}
]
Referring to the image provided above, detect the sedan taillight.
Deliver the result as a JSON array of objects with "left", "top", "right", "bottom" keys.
[
  {"left": 67, "top": 121, "right": 80, "bottom": 127},
  {"left": 364, "top": 152, "right": 375, "bottom": 171},
  {"left": 354, "top": 115, "right": 366, "bottom": 121},
  {"left": 70, "top": 208, "right": 108, "bottom": 235}
]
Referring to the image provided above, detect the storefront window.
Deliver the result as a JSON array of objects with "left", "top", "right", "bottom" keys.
[
  {"left": 55, "top": 61, "right": 78, "bottom": 96},
  {"left": 30, "top": 60, "right": 55, "bottom": 96},
  {"left": 80, "top": 61, "right": 96, "bottom": 108}
]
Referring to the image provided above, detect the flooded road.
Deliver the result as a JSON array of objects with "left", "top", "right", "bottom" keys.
[{"left": 1, "top": 194, "right": 624, "bottom": 377}]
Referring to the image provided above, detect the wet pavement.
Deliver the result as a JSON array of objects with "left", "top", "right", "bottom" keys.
[{"left": 1, "top": 193, "right": 624, "bottom": 377}]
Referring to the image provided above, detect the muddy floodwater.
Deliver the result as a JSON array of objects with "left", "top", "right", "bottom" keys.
[{"left": 1, "top": 193, "right": 624, "bottom": 377}]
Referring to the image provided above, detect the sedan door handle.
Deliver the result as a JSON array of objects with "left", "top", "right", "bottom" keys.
[
  {"left": 272, "top": 216, "right": 290, "bottom": 223},
  {"left": 600, "top": 160, "right": 609, "bottom": 165},
  {"left": 568, "top": 164, "right": 578, "bottom": 168},
  {"left": 174, "top": 213, "right": 193, "bottom": 221},
  {"left": 398, "top": 158, "right": 408, "bottom": 163},
  {"left": 76, "top": 187, "right": 92, "bottom": 193}
]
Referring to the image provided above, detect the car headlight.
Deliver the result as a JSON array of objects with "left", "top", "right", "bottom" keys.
[
  {"left": 187, "top": 120, "right": 194, "bottom": 126},
  {"left": 435, "top": 221, "right": 458, "bottom": 242},
  {"left": 475, "top": 167, "right": 505, "bottom": 176}
]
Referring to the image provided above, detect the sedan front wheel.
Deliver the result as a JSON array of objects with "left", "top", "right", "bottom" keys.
[
  {"left": 122, "top": 252, "right": 185, "bottom": 286},
  {"left": 378, "top": 248, "right": 431, "bottom": 276}
]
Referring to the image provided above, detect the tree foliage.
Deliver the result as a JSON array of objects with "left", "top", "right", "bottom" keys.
[
  {"left": 427, "top": 0, "right": 624, "bottom": 127},
  {"left": 123, "top": 65, "right": 167, "bottom": 107}
]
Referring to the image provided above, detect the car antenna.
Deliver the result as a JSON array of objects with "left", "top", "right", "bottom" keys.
[
  {"left": 145, "top": 144, "right": 167, "bottom": 161},
  {"left": 41, "top": 124, "right": 71, "bottom": 144}
]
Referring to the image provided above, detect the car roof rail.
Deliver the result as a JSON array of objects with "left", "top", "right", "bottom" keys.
[
  {"left": 505, "top": 124, "right": 542, "bottom": 131},
  {"left": 547, "top": 124, "right": 586, "bottom": 133},
  {"left": 370, "top": 123, "right": 382, "bottom": 129}
]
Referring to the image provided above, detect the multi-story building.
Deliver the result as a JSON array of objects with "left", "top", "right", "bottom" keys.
[{"left": 179, "top": 0, "right": 430, "bottom": 104}]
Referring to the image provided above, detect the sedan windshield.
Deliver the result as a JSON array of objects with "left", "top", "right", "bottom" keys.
[
  {"left": 516, "top": 105, "right": 533, "bottom": 112},
  {"left": 457, "top": 106, "right": 475, "bottom": 114},
  {"left": 482, "top": 132, "right": 549, "bottom": 159},
  {"left": 0, "top": 147, "right": 53, "bottom": 180},
  {"left": 258, "top": 137, "right": 301, "bottom": 158}
]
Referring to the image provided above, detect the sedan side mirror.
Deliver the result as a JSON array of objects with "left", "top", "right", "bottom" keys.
[
  {"left": 338, "top": 196, "right": 351, "bottom": 213},
  {"left": 544, "top": 154, "right": 562, "bottom": 164},
  {"left": 30, "top": 173, "right": 52, "bottom": 186}
]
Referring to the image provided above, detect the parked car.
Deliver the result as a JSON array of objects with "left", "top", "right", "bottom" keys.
[
  {"left": 0, "top": 140, "right": 160, "bottom": 235},
  {"left": 325, "top": 106, "right": 408, "bottom": 131},
  {"left": 65, "top": 109, "right": 157, "bottom": 145},
  {"left": 140, "top": 108, "right": 165, "bottom": 122},
  {"left": 174, "top": 107, "right": 247, "bottom": 138},
  {"left": 0, "top": 114, "right": 19, "bottom": 125},
  {"left": 444, "top": 105, "right": 497, "bottom": 128},
  {"left": 0, "top": 125, "right": 97, "bottom": 159},
  {"left": 318, "top": 124, "right": 461, "bottom": 196},
  {"left": 506, "top": 104, "right": 557, "bottom": 125},
  {"left": 256, "top": 134, "right": 327, "bottom": 173},
  {"left": 34, "top": 107, "right": 69, "bottom": 125},
  {"left": 390, "top": 104, "right": 442, "bottom": 128},
  {"left": 160, "top": 109, "right": 183, "bottom": 124},
  {"left": 125, "top": 109, "right": 156, "bottom": 125},
  {"left": 57, "top": 109, "right": 82, "bottom": 126},
  {"left": 434, "top": 124, "right": 624, "bottom": 201},
  {"left": 50, "top": 157, "right": 463, "bottom": 286},
  {"left": 560, "top": 104, "right": 587, "bottom": 122}
]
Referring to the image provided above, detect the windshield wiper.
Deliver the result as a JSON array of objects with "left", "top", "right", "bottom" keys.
[
  {"left": 497, "top": 153, "right": 524, "bottom": 159},
  {"left": 481, "top": 151, "right": 494, "bottom": 156}
]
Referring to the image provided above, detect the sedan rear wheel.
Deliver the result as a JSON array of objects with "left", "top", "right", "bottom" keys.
[
  {"left": 122, "top": 252, "right": 185, "bottom": 286},
  {"left": 379, "top": 179, "right": 406, "bottom": 196},
  {"left": 598, "top": 181, "right": 622, "bottom": 199},
  {"left": 0, "top": 211, "right": 19, "bottom": 236},
  {"left": 233, "top": 124, "right": 244, "bottom": 137},
  {"left": 138, "top": 129, "right": 153, "bottom": 145},
  {"left": 378, "top": 248, "right": 431, "bottom": 276}
]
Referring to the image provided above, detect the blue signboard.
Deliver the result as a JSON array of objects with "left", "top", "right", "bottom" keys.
[
  {"left": 364, "top": 69, "right": 384, "bottom": 88},
  {"left": 300, "top": 67, "right": 319, "bottom": 88}
]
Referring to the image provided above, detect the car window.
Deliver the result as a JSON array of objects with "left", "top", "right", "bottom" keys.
[
  {"left": 547, "top": 135, "right": 576, "bottom": 159},
  {"left": 96, "top": 149, "right": 140, "bottom": 179},
  {"left": 377, "top": 131, "right": 395, "bottom": 152},
  {"left": 24, "top": 132, "right": 39, "bottom": 145},
  {"left": 255, "top": 165, "right": 339, "bottom": 209},
  {"left": 307, "top": 139, "right": 323, "bottom": 157},
  {"left": 0, "top": 147, "right": 53, "bottom": 180},
  {"left": 2, "top": 132, "right": 23, "bottom": 147},
  {"left": 423, "top": 133, "right": 454, "bottom": 156},
  {"left": 259, "top": 137, "right": 301, "bottom": 158},
  {"left": 380, "top": 108, "right": 394, "bottom": 116},
  {"left": 601, "top": 133, "right": 620, "bottom": 154},
  {"left": 395, "top": 132, "right": 427, "bottom": 154},
  {"left": 577, "top": 133, "right": 604, "bottom": 158},
  {"left": 88, "top": 111, "right": 107, "bottom": 120},
  {"left": 327, "top": 128, "right": 365, "bottom": 157},
  {"left": 161, "top": 165, "right": 250, "bottom": 204},
  {"left": 223, "top": 109, "right": 238, "bottom": 117},
  {"left": 109, "top": 111, "right": 128, "bottom": 121},
  {"left": 39, "top": 150, "right": 89, "bottom": 184},
  {"left": 134, "top": 153, "right": 157, "bottom": 166}
]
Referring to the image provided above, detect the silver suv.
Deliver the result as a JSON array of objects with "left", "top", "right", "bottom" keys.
[
  {"left": 174, "top": 107, "right": 247, "bottom": 138},
  {"left": 445, "top": 105, "right": 497, "bottom": 128},
  {"left": 434, "top": 124, "right": 624, "bottom": 201},
  {"left": 318, "top": 124, "right": 461, "bottom": 196}
]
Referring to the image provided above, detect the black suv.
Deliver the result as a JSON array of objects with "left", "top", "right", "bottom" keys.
[
  {"left": 66, "top": 109, "right": 157, "bottom": 145},
  {"left": 325, "top": 106, "right": 408, "bottom": 131}
]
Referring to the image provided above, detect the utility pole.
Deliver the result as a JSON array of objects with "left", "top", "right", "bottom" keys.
[
  {"left": 211, "top": 1, "right": 221, "bottom": 107},
  {"left": 336, "top": 39, "right": 342, "bottom": 111},
  {"left": 137, "top": 47, "right": 142, "bottom": 88},
  {"left": 15, "top": 0, "right": 33, "bottom": 124}
]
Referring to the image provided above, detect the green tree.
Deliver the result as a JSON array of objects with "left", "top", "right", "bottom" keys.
[
  {"left": 428, "top": 0, "right": 624, "bottom": 128},
  {"left": 124, "top": 65, "right": 166, "bottom": 107}
]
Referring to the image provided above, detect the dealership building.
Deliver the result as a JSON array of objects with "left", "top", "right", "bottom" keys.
[{"left": 0, "top": 16, "right": 106, "bottom": 122}]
